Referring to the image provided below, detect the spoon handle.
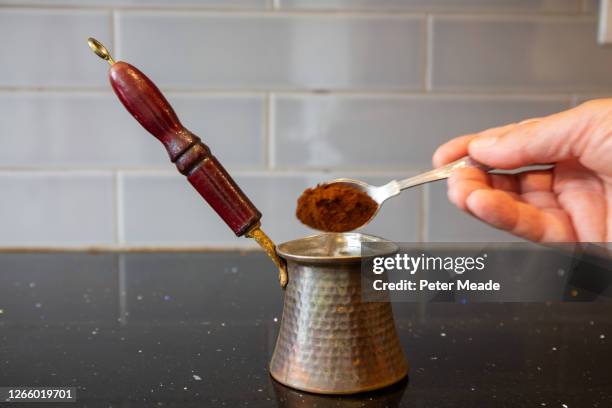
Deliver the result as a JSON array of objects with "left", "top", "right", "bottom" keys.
[
  {"left": 396, "top": 156, "right": 491, "bottom": 190},
  {"left": 396, "top": 157, "right": 555, "bottom": 191}
]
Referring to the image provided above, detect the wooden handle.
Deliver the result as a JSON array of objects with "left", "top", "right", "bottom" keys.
[{"left": 109, "top": 61, "right": 261, "bottom": 236}]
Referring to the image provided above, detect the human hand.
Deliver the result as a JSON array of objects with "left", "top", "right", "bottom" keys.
[{"left": 433, "top": 99, "right": 612, "bottom": 243}]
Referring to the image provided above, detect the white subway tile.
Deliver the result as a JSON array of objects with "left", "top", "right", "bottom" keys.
[
  {"left": 117, "top": 12, "right": 425, "bottom": 90},
  {"left": 119, "top": 172, "right": 420, "bottom": 246},
  {"left": 427, "top": 183, "right": 523, "bottom": 242},
  {"left": 0, "top": 10, "right": 111, "bottom": 87},
  {"left": 432, "top": 16, "right": 612, "bottom": 91},
  {"left": 0, "top": 173, "right": 115, "bottom": 246},
  {"left": 279, "top": 0, "right": 581, "bottom": 12},
  {"left": 0, "top": 92, "right": 265, "bottom": 168},
  {"left": 273, "top": 94, "right": 568, "bottom": 169},
  {"left": 0, "top": 0, "right": 266, "bottom": 6}
]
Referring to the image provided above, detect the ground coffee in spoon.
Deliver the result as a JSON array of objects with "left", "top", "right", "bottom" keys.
[{"left": 296, "top": 184, "right": 378, "bottom": 232}]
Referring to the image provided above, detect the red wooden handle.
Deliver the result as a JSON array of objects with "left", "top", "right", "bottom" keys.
[{"left": 109, "top": 61, "right": 261, "bottom": 236}]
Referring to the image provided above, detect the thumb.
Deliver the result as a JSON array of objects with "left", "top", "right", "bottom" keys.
[{"left": 468, "top": 107, "right": 586, "bottom": 169}]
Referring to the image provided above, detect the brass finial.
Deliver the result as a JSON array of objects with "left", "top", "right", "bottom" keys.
[
  {"left": 87, "top": 37, "right": 115, "bottom": 65},
  {"left": 246, "top": 225, "right": 288, "bottom": 288}
]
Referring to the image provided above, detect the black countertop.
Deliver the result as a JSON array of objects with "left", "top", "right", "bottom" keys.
[{"left": 0, "top": 252, "right": 611, "bottom": 407}]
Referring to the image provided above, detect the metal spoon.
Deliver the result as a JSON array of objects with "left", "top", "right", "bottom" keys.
[{"left": 323, "top": 156, "right": 510, "bottom": 228}]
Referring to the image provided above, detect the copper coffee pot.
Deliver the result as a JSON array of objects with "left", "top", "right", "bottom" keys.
[
  {"left": 272, "top": 233, "right": 408, "bottom": 394},
  {"left": 88, "top": 38, "right": 408, "bottom": 394}
]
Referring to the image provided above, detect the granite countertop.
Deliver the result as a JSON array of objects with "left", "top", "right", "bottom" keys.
[{"left": 0, "top": 251, "right": 611, "bottom": 407}]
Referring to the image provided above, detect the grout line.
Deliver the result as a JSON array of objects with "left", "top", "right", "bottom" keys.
[
  {"left": 0, "top": 5, "right": 593, "bottom": 17},
  {"left": 116, "top": 172, "right": 126, "bottom": 245},
  {"left": 0, "top": 86, "right": 244, "bottom": 95},
  {"left": 0, "top": 86, "right": 111, "bottom": 93},
  {"left": 268, "top": 94, "right": 277, "bottom": 169},
  {"left": 0, "top": 167, "right": 427, "bottom": 175},
  {"left": 59, "top": 7, "right": 432, "bottom": 18},
  {"left": 0, "top": 5, "right": 277, "bottom": 13},
  {"left": 0, "top": 169, "right": 116, "bottom": 175},
  {"left": 113, "top": 8, "right": 121, "bottom": 60},
  {"left": 109, "top": 8, "right": 116, "bottom": 54},
  {"left": 263, "top": 93, "right": 271, "bottom": 169},
  {"left": 423, "top": 12, "right": 596, "bottom": 22},
  {"left": 0, "top": 166, "right": 428, "bottom": 177},
  {"left": 424, "top": 14, "right": 433, "bottom": 92},
  {"left": 0, "top": 86, "right": 599, "bottom": 98},
  {"left": 0, "top": 166, "right": 266, "bottom": 173},
  {"left": 102, "top": 168, "right": 427, "bottom": 176}
]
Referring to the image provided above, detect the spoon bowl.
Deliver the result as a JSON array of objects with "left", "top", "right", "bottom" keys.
[{"left": 319, "top": 178, "right": 400, "bottom": 229}]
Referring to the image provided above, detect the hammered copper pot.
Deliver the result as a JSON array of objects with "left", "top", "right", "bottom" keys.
[{"left": 271, "top": 233, "right": 409, "bottom": 394}]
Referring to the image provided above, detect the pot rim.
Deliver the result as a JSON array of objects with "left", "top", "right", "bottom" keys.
[{"left": 276, "top": 232, "right": 398, "bottom": 263}]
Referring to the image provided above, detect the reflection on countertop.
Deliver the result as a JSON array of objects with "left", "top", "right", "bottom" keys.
[{"left": 0, "top": 251, "right": 611, "bottom": 407}]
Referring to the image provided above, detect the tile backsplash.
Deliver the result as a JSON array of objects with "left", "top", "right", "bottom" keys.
[
  {"left": 0, "top": 9, "right": 111, "bottom": 87},
  {"left": 119, "top": 172, "right": 421, "bottom": 246},
  {"left": 0, "top": 93, "right": 265, "bottom": 168},
  {"left": 431, "top": 16, "right": 612, "bottom": 91},
  {"left": 117, "top": 12, "right": 426, "bottom": 90},
  {"left": 272, "top": 94, "right": 568, "bottom": 169},
  {"left": 0, "top": 0, "right": 605, "bottom": 248}
]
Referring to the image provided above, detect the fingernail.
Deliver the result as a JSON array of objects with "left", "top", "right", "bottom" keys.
[{"left": 470, "top": 135, "right": 498, "bottom": 150}]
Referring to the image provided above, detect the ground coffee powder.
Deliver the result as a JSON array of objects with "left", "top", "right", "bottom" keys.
[{"left": 295, "top": 183, "right": 378, "bottom": 232}]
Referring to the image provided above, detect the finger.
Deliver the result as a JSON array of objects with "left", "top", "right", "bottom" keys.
[
  {"left": 558, "top": 190, "right": 607, "bottom": 242},
  {"left": 432, "top": 135, "right": 474, "bottom": 168},
  {"left": 490, "top": 174, "right": 523, "bottom": 201},
  {"left": 465, "top": 189, "right": 576, "bottom": 242},
  {"left": 447, "top": 167, "right": 489, "bottom": 188},
  {"left": 554, "top": 160, "right": 608, "bottom": 242},
  {"left": 520, "top": 191, "right": 560, "bottom": 209},
  {"left": 517, "top": 171, "right": 559, "bottom": 209},
  {"left": 447, "top": 168, "right": 491, "bottom": 211},
  {"left": 490, "top": 174, "right": 519, "bottom": 194},
  {"left": 468, "top": 107, "right": 587, "bottom": 169},
  {"left": 448, "top": 170, "right": 522, "bottom": 208},
  {"left": 433, "top": 123, "right": 518, "bottom": 168},
  {"left": 518, "top": 171, "right": 553, "bottom": 193},
  {"left": 447, "top": 168, "right": 575, "bottom": 241}
]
